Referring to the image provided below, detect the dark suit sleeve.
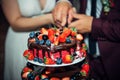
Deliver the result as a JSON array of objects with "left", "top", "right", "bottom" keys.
[
  {"left": 91, "top": 0, "right": 120, "bottom": 42},
  {"left": 91, "top": 18, "right": 120, "bottom": 42}
]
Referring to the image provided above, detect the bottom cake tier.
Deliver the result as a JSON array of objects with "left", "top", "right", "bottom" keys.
[{"left": 21, "top": 58, "right": 90, "bottom": 80}]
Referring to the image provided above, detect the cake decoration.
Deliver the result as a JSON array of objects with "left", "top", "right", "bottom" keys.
[
  {"left": 22, "top": 27, "right": 89, "bottom": 80},
  {"left": 23, "top": 27, "right": 87, "bottom": 65}
]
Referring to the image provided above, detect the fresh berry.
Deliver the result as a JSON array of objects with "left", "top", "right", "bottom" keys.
[
  {"left": 38, "top": 58, "right": 43, "bottom": 63},
  {"left": 63, "top": 28, "right": 71, "bottom": 37},
  {"left": 39, "top": 40, "right": 45, "bottom": 45},
  {"left": 59, "top": 34, "right": 66, "bottom": 43},
  {"left": 35, "top": 32, "right": 41, "bottom": 37},
  {"left": 41, "top": 74, "right": 48, "bottom": 79},
  {"left": 53, "top": 37, "right": 59, "bottom": 45},
  {"left": 48, "top": 28, "right": 55, "bottom": 37},
  {"left": 42, "top": 78, "right": 49, "bottom": 80},
  {"left": 29, "top": 32, "right": 35, "bottom": 38},
  {"left": 23, "top": 50, "right": 34, "bottom": 60},
  {"left": 50, "top": 77, "right": 60, "bottom": 80},
  {"left": 44, "top": 57, "right": 55, "bottom": 64},
  {"left": 23, "top": 67, "right": 32, "bottom": 73},
  {"left": 42, "top": 35, "right": 48, "bottom": 40},
  {"left": 66, "top": 37, "right": 71, "bottom": 43},
  {"left": 28, "top": 54, "right": 34, "bottom": 60},
  {"left": 63, "top": 54, "right": 73, "bottom": 63},
  {"left": 33, "top": 57, "right": 39, "bottom": 62},
  {"left": 76, "top": 34, "right": 83, "bottom": 41},
  {"left": 37, "top": 34, "right": 43, "bottom": 40},
  {"left": 22, "top": 72, "right": 30, "bottom": 78},
  {"left": 45, "top": 40, "right": 51, "bottom": 46},
  {"left": 34, "top": 75, "right": 40, "bottom": 80},
  {"left": 27, "top": 73, "right": 35, "bottom": 80},
  {"left": 82, "top": 63, "right": 90, "bottom": 73},
  {"left": 41, "top": 28, "right": 48, "bottom": 35},
  {"left": 80, "top": 69, "right": 87, "bottom": 77},
  {"left": 56, "top": 58, "right": 62, "bottom": 64},
  {"left": 49, "top": 35, "right": 54, "bottom": 43},
  {"left": 70, "top": 27, "right": 77, "bottom": 36},
  {"left": 35, "top": 38, "right": 39, "bottom": 44}
]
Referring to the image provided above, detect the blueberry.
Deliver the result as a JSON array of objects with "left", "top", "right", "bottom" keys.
[
  {"left": 38, "top": 58, "right": 43, "bottom": 63},
  {"left": 45, "top": 40, "right": 51, "bottom": 46},
  {"left": 27, "top": 73, "right": 34, "bottom": 80},
  {"left": 66, "top": 37, "right": 71, "bottom": 43},
  {"left": 29, "top": 32, "right": 35, "bottom": 38},
  {"left": 35, "top": 32, "right": 41, "bottom": 37},
  {"left": 56, "top": 58, "right": 62, "bottom": 64},
  {"left": 42, "top": 35, "right": 48, "bottom": 40},
  {"left": 33, "top": 57, "right": 39, "bottom": 62},
  {"left": 35, "top": 38, "right": 39, "bottom": 44},
  {"left": 42, "top": 78, "right": 49, "bottom": 80},
  {"left": 39, "top": 40, "right": 45, "bottom": 45}
]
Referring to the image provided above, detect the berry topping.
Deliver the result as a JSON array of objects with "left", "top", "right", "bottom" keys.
[
  {"left": 38, "top": 58, "right": 43, "bottom": 63},
  {"left": 39, "top": 40, "right": 45, "bottom": 45},
  {"left": 35, "top": 38, "right": 39, "bottom": 44},
  {"left": 29, "top": 32, "right": 35, "bottom": 38},
  {"left": 33, "top": 57, "right": 39, "bottom": 62},
  {"left": 27, "top": 73, "right": 35, "bottom": 80},
  {"left": 42, "top": 35, "right": 48, "bottom": 40},
  {"left": 45, "top": 40, "right": 51, "bottom": 46},
  {"left": 66, "top": 37, "right": 71, "bottom": 43},
  {"left": 56, "top": 58, "right": 62, "bottom": 64},
  {"left": 63, "top": 54, "right": 73, "bottom": 63},
  {"left": 35, "top": 32, "right": 41, "bottom": 37}
]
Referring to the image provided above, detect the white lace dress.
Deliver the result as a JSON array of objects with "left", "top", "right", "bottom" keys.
[{"left": 4, "top": 0, "right": 56, "bottom": 80}]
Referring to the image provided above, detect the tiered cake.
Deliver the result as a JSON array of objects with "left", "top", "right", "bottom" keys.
[{"left": 21, "top": 27, "right": 89, "bottom": 80}]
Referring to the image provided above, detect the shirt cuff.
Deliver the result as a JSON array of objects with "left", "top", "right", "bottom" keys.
[{"left": 57, "top": 0, "right": 72, "bottom": 6}]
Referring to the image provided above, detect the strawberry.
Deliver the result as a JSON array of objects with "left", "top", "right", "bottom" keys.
[
  {"left": 80, "top": 48, "right": 87, "bottom": 57},
  {"left": 23, "top": 50, "right": 34, "bottom": 60},
  {"left": 76, "top": 34, "right": 83, "bottom": 41},
  {"left": 50, "top": 77, "right": 60, "bottom": 80},
  {"left": 61, "top": 50, "right": 70, "bottom": 58},
  {"left": 44, "top": 57, "right": 55, "bottom": 64},
  {"left": 82, "top": 43, "right": 87, "bottom": 50},
  {"left": 52, "top": 52, "right": 60, "bottom": 59},
  {"left": 80, "top": 69, "right": 88, "bottom": 77},
  {"left": 37, "top": 34, "right": 43, "bottom": 40},
  {"left": 28, "top": 53, "right": 34, "bottom": 60},
  {"left": 62, "top": 77, "right": 70, "bottom": 80},
  {"left": 59, "top": 34, "right": 66, "bottom": 43},
  {"left": 34, "top": 75, "right": 40, "bottom": 80},
  {"left": 53, "top": 36, "right": 59, "bottom": 45},
  {"left": 23, "top": 67, "right": 32, "bottom": 73},
  {"left": 70, "top": 27, "right": 77, "bottom": 36},
  {"left": 48, "top": 28, "right": 55, "bottom": 37},
  {"left": 82, "top": 63, "right": 90, "bottom": 73},
  {"left": 55, "top": 29, "right": 60, "bottom": 36},
  {"left": 63, "top": 28, "right": 71, "bottom": 37},
  {"left": 49, "top": 35, "right": 54, "bottom": 43},
  {"left": 62, "top": 54, "right": 73, "bottom": 63},
  {"left": 41, "top": 28, "right": 48, "bottom": 35},
  {"left": 22, "top": 72, "right": 30, "bottom": 78},
  {"left": 41, "top": 74, "right": 48, "bottom": 79},
  {"left": 23, "top": 50, "right": 32, "bottom": 56}
]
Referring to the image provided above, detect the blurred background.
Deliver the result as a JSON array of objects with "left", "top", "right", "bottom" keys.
[{"left": 0, "top": 4, "right": 9, "bottom": 80}]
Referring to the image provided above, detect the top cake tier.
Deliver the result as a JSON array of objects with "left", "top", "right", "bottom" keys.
[{"left": 28, "top": 27, "right": 83, "bottom": 52}]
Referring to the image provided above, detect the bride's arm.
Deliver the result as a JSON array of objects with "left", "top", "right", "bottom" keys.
[{"left": 1, "top": 0, "right": 54, "bottom": 32}]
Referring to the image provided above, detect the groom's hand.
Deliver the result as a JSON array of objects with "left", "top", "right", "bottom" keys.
[{"left": 52, "top": 0, "right": 72, "bottom": 27}]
